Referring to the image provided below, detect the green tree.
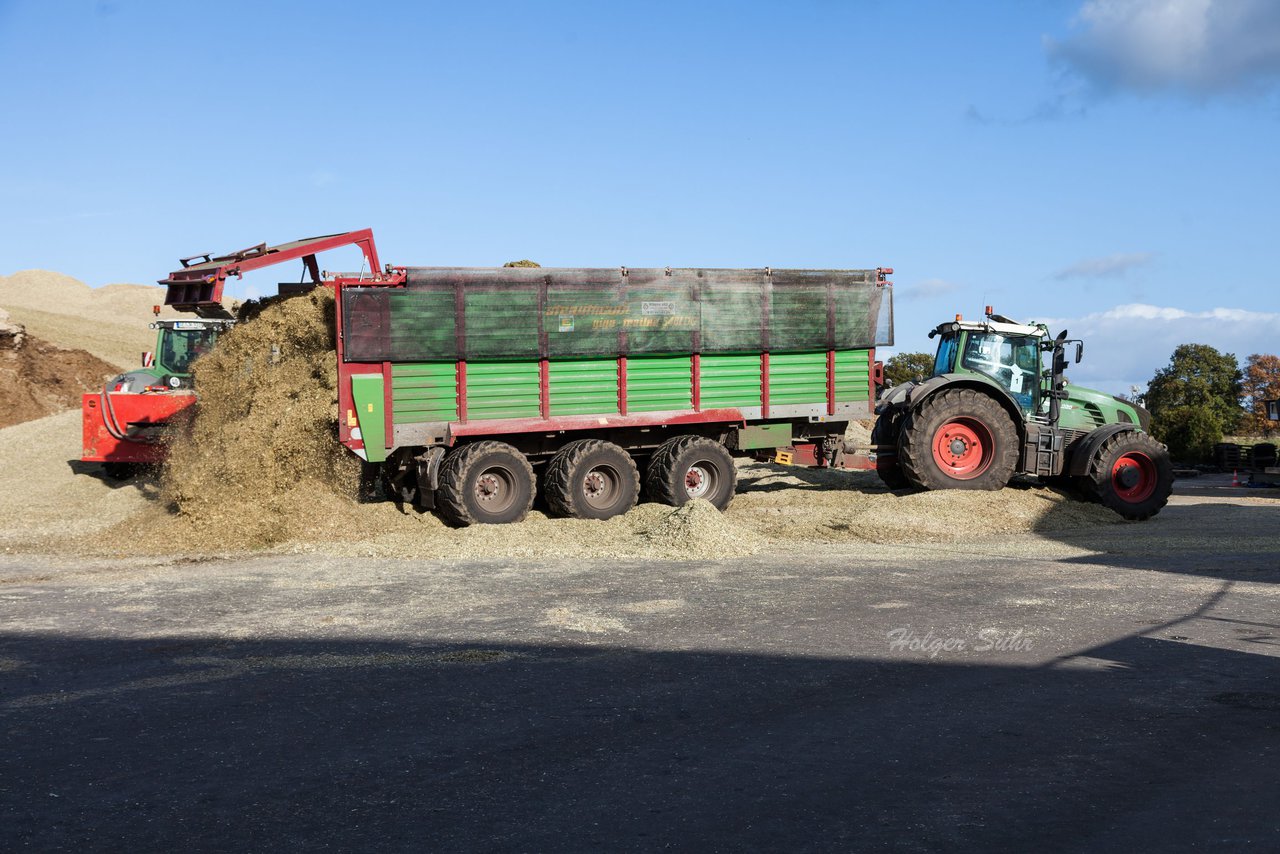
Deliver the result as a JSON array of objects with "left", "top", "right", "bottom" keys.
[
  {"left": 1240, "top": 353, "right": 1280, "bottom": 437},
  {"left": 1141, "top": 343, "right": 1239, "bottom": 437},
  {"left": 1151, "top": 405, "right": 1223, "bottom": 462},
  {"left": 503, "top": 259, "right": 541, "bottom": 268},
  {"left": 884, "top": 352, "right": 935, "bottom": 386}
]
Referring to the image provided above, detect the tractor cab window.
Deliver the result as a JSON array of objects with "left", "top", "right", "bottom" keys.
[
  {"left": 960, "top": 332, "right": 1040, "bottom": 411},
  {"left": 932, "top": 334, "right": 959, "bottom": 376},
  {"left": 158, "top": 327, "right": 218, "bottom": 375}
]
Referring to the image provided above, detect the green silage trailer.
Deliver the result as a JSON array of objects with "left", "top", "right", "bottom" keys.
[
  {"left": 334, "top": 263, "right": 893, "bottom": 525},
  {"left": 157, "top": 231, "right": 893, "bottom": 527}
]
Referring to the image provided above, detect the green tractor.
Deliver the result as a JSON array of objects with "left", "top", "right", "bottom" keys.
[{"left": 872, "top": 308, "right": 1173, "bottom": 520}]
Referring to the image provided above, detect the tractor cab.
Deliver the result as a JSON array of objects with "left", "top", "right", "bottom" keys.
[
  {"left": 110, "top": 318, "right": 234, "bottom": 394},
  {"left": 929, "top": 314, "right": 1049, "bottom": 414},
  {"left": 152, "top": 319, "right": 227, "bottom": 380}
]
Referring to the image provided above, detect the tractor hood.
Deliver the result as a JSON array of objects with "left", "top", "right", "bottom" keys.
[{"left": 1060, "top": 382, "right": 1152, "bottom": 433}]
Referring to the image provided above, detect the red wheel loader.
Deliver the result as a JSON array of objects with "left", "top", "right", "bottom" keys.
[{"left": 80, "top": 230, "right": 384, "bottom": 476}]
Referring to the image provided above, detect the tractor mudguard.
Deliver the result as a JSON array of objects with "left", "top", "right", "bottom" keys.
[
  {"left": 888, "top": 373, "right": 1026, "bottom": 437},
  {"left": 875, "top": 381, "right": 915, "bottom": 413},
  {"left": 1065, "top": 423, "right": 1140, "bottom": 477}
]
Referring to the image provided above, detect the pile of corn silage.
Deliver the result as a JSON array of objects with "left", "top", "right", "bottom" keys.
[{"left": 158, "top": 290, "right": 366, "bottom": 545}]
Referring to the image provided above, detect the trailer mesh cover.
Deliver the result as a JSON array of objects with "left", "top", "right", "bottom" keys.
[{"left": 342, "top": 267, "right": 892, "bottom": 362}]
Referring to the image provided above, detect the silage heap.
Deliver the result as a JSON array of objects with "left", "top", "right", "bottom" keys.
[{"left": 161, "top": 290, "right": 364, "bottom": 545}]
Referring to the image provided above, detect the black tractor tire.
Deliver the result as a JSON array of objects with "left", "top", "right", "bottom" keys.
[
  {"left": 435, "top": 441, "right": 536, "bottom": 527},
  {"left": 544, "top": 439, "right": 640, "bottom": 520},
  {"left": 644, "top": 435, "right": 737, "bottom": 511},
  {"left": 1082, "top": 431, "right": 1173, "bottom": 521},
  {"left": 899, "top": 388, "right": 1019, "bottom": 491},
  {"left": 871, "top": 410, "right": 909, "bottom": 489}
]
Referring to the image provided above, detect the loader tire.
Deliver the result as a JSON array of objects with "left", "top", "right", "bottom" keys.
[
  {"left": 871, "top": 410, "right": 909, "bottom": 489},
  {"left": 1082, "top": 431, "right": 1173, "bottom": 521},
  {"left": 899, "top": 389, "right": 1019, "bottom": 491},
  {"left": 544, "top": 439, "right": 640, "bottom": 520},
  {"left": 644, "top": 435, "right": 737, "bottom": 511},
  {"left": 435, "top": 441, "right": 535, "bottom": 527}
]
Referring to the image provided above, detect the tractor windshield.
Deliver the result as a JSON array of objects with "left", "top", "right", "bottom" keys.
[
  {"left": 960, "top": 332, "right": 1040, "bottom": 411},
  {"left": 158, "top": 326, "right": 219, "bottom": 375}
]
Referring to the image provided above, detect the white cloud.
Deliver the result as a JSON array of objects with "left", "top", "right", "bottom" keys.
[
  {"left": 897, "top": 278, "right": 961, "bottom": 302},
  {"left": 1052, "top": 252, "right": 1154, "bottom": 280},
  {"left": 1047, "top": 0, "right": 1280, "bottom": 95},
  {"left": 1038, "top": 302, "right": 1279, "bottom": 394}
]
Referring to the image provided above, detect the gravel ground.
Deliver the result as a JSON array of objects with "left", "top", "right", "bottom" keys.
[{"left": 0, "top": 482, "right": 1276, "bottom": 851}]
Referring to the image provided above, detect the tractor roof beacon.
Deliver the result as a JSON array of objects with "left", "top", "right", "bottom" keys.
[{"left": 872, "top": 307, "right": 1173, "bottom": 520}]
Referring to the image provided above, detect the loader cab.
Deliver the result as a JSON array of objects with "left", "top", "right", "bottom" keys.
[
  {"left": 929, "top": 317, "right": 1047, "bottom": 414},
  {"left": 149, "top": 319, "right": 233, "bottom": 381}
]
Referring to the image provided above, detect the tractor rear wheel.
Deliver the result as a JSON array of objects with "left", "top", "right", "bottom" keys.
[
  {"left": 871, "top": 410, "right": 909, "bottom": 489},
  {"left": 435, "top": 441, "right": 536, "bottom": 526},
  {"left": 544, "top": 439, "right": 640, "bottom": 520},
  {"left": 1083, "top": 431, "right": 1173, "bottom": 520},
  {"left": 899, "top": 389, "right": 1019, "bottom": 491},
  {"left": 644, "top": 436, "right": 737, "bottom": 510}
]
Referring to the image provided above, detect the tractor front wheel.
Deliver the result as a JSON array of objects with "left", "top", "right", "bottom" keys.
[
  {"left": 899, "top": 389, "right": 1019, "bottom": 491},
  {"left": 435, "top": 441, "right": 536, "bottom": 526},
  {"left": 1083, "top": 431, "right": 1173, "bottom": 520}
]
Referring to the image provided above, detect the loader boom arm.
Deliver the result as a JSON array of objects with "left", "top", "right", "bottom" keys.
[{"left": 159, "top": 229, "right": 383, "bottom": 316}]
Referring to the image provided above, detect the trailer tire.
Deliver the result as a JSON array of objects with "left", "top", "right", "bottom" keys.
[
  {"left": 435, "top": 441, "right": 535, "bottom": 526},
  {"left": 1082, "top": 431, "right": 1173, "bottom": 521},
  {"left": 644, "top": 435, "right": 737, "bottom": 510},
  {"left": 871, "top": 410, "right": 909, "bottom": 489},
  {"left": 899, "top": 388, "right": 1019, "bottom": 491},
  {"left": 544, "top": 439, "right": 640, "bottom": 520}
]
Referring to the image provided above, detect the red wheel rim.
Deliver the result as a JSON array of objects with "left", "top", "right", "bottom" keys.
[
  {"left": 1111, "top": 452, "right": 1156, "bottom": 503},
  {"left": 931, "top": 417, "right": 994, "bottom": 479}
]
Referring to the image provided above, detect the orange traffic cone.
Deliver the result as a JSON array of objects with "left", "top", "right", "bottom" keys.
[{"left": 1231, "top": 469, "right": 1242, "bottom": 487}]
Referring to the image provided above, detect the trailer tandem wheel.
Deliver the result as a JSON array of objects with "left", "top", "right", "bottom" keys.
[
  {"left": 435, "top": 441, "right": 536, "bottom": 526},
  {"left": 644, "top": 435, "right": 737, "bottom": 511},
  {"left": 544, "top": 439, "right": 640, "bottom": 521}
]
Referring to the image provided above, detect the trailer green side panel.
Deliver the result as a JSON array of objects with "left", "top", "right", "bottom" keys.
[
  {"left": 391, "top": 362, "right": 459, "bottom": 424},
  {"left": 700, "top": 354, "right": 763, "bottom": 408},
  {"left": 465, "top": 290, "right": 540, "bottom": 358},
  {"left": 626, "top": 355, "right": 692, "bottom": 412},
  {"left": 549, "top": 358, "right": 619, "bottom": 417},
  {"left": 769, "top": 351, "right": 828, "bottom": 406},
  {"left": 466, "top": 361, "right": 541, "bottom": 420},
  {"left": 350, "top": 373, "right": 387, "bottom": 463},
  {"left": 834, "top": 349, "right": 871, "bottom": 401}
]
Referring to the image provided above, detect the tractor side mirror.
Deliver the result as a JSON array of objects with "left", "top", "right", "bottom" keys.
[{"left": 1075, "top": 342, "right": 1084, "bottom": 364}]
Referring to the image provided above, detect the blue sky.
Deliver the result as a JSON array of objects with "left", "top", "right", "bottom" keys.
[{"left": 1, "top": 0, "right": 1276, "bottom": 393}]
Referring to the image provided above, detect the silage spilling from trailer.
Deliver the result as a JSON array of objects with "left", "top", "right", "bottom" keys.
[{"left": 159, "top": 289, "right": 366, "bottom": 545}]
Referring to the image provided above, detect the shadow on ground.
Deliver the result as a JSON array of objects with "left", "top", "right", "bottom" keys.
[{"left": 2, "top": 625, "right": 1277, "bottom": 850}]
